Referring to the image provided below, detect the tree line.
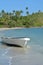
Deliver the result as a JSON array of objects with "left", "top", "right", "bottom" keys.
[{"left": 0, "top": 7, "right": 43, "bottom": 28}]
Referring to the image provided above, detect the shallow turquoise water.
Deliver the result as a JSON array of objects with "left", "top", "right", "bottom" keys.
[{"left": 0, "top": 28, "right": 43, "bottom": 65}]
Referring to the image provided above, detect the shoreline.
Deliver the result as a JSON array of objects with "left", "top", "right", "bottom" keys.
[
  {"left": 0, "top": 27, "right": 43, "bottom": 31},
  {"left": 0, "top": 27, "right": 24, "bottom": 31}
]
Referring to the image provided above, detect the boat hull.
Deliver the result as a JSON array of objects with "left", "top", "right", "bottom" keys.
[{"left": 1, "top": 37, "right": 30, "bottom": 47}]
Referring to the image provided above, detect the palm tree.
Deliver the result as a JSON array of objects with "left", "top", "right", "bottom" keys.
[
  {"left": 13, "top": 10, "right": 15, "bottom": 15},
  {"left": 20, "top": 10, "right": 23, "bottom": 15},
  {"left": 15, "top": 11, "right": 21, "bottom": 17},
  {"left": 26, "top": 7, "right": 28, "bottom": 10},
  {"left": 26, "top": 7, "right": 29, "bottom": 16},
  {"left": 1, "top": 10, "right": 5, "bottom": 17}
]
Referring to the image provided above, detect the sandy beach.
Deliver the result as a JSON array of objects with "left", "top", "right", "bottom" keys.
[
  {"left": 0, "top": 27, "right": 43, "bottom": 31},
  {"left": 0, "top": 27, "right": 24, "bottom": 31}
]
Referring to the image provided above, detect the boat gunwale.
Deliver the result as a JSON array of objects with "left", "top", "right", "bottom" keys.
[{"left": 1, "top": 37, "right": 30, "bottom": 39}]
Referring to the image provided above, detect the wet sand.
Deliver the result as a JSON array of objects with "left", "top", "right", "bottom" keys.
[{"left": 0, "top": 43, "right": 43, "bottom": 65}]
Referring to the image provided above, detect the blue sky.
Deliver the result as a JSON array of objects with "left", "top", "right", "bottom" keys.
[{"left": 0, "top": 0, "right": 43, "bottom": 15}]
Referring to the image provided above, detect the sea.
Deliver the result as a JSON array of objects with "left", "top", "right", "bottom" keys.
[{"left": 0, "top": 28, "right": 43, "bottom": 65}]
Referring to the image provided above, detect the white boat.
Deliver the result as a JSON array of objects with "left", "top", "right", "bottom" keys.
[{"left": 1, "top": 37, "right": 30, "bottom": 47}]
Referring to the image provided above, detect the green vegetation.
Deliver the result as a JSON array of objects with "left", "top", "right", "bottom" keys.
[{"left": 0, "top": 8, "right": 43, "bottom": 28}]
